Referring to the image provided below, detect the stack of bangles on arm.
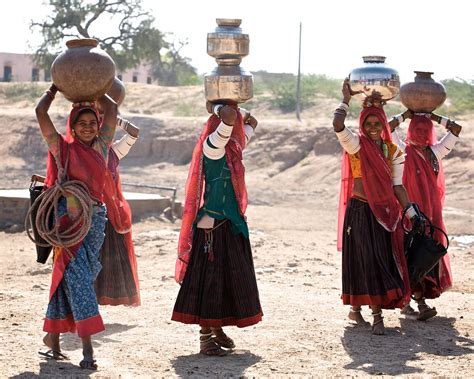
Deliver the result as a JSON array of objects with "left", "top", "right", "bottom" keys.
[
  {"left": 334, "top": 102, "right": 349, "bottom": 116},
  {"left": 391, "top": 113, "right": 405, "bottom": 125}
]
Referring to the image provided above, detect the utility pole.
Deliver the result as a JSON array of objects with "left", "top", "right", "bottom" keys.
[{"left": 295, "top": 21, "right": 302, "bottom": 121}]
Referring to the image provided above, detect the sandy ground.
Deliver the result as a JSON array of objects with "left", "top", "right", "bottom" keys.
[{"left": 0, "top": 89, "right": 473, "bottom": 377}]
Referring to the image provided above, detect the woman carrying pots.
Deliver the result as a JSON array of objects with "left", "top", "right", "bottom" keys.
[
  {"left": 172, "top": 102, "right": 263, "bottom": 355},
  {"left": 35, "top": 83, "right": 117, "bottom": 369},
  {"left": 333, "top": 79, "right": 420, "bottom": 335},
  {"left": 390, "top": 110, "right": 462, "bottom": 320},
  {"left": 94, "top": 117, "right": 140, "bottom": 307}
]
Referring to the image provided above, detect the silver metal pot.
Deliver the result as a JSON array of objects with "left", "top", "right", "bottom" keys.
[
  {"left": 349, "top": 56, "right": 400, "bottom": 102},
  {"left": 204, "top": 18, "right": 253, "bottom": 104}
]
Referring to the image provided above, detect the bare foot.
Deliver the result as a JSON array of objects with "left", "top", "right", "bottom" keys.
[
  {"left": 372, "top": 316, "right": 385, "bottom": 335},
  {"left": 348, "top": 307, "right": 369, "bottom": 326},
  {"left": 401, "top": 304, "right": 419, "bottom": 320}
]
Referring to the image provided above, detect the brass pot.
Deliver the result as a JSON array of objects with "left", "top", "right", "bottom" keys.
[
  {"left": 349, "top": 56, "right": 400, "bottom": 102},
  {"left": 205, "top": 66, "right": 253, "bottom": 104},
  {"left": 51, "top": 38, "right": 115, "bottom": 102},
  {"left": 400, "top": 71, "right": 446, "bottom": 112},
  {"left": 204, "top": 19, "right": 253, "bottom": 104},
  {"left": 207, "top": 18, "right": 249, "bottom": 64}
]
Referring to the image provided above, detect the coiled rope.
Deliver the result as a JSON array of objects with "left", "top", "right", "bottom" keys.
[{"left": 25, "top": 143, "right": 94, "bottom": 254}]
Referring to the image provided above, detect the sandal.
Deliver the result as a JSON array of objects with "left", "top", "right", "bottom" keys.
[
  {"left": 79, "top": 357, "right": 98, "bottom": 370},
  {"left": 371, "top": 311, "right": 385, "bottom": 335},
  {"left": 416, "top": 298, "right": 437, "bottom": 321},
  {"left": 401, "top": 304, "right": 419, "bottom": 319},
  {"left": 200, "top": 332, "right": 227, "bottom": 356},
  {"left": 211, "top": 328, "right": 235, "bottom": 349},
  {"left": 38, "top": 349, "right": 69, "bottom": 361}
]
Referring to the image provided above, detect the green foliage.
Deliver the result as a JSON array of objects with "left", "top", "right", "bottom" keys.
[
  {"left": 436, "top": 79, "right": 474, "bottom": 116},
  {"left": 252, "top": 72, "right": 341, "bottom": 113},
  {"left": 30, "top": 0, "right": 198, "bottom": 86}
]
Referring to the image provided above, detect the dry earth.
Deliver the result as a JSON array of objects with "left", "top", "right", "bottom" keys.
[{"left": 0, "top": 83, "right": 473, "bottom": 377}]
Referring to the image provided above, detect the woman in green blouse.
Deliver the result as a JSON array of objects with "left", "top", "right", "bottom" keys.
[{"left": 172, "top": 102, "right": 263, "bottom": 356}]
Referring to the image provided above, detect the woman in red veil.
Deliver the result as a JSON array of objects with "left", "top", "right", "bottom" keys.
[
  {"left": 391, "top": 110, "right": 462, "bottom": 320},
  {"left": 36, "top": 84, "right": 117, "bottom": 370},
  {"left": 172, "top": 102, "right": 262, "bottom": 355},
  {"left": 334, "top": 79, "right": 419, "bottom": 335}
]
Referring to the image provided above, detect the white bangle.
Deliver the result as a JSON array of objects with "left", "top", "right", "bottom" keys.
[
  {"left": 405, "top": 205, "right": 417, "bottom": 219},
  {"left": 213, "top": 104, "right": 223, "bottom": 118},
  {"left": 395, "top": 114, "right": 404, "bottom": 124},
  {"left": 440, "top": 116, "right": 450, "bottom": 127},
  {"left": 338, "top": 102, "right": 349, "bottom": 113}
]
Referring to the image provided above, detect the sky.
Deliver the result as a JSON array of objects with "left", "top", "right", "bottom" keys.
[{"left": 1, "top": 0, "right": 473, "bottom": 82}]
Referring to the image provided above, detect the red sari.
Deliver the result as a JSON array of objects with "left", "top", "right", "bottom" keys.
[{"left": 403, "top": 116, "right": 452, "bottom": 297}]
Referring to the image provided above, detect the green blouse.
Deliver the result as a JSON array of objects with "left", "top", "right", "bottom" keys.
[{"left": 196, "top": 156, "right": 249, "bottom": 237}]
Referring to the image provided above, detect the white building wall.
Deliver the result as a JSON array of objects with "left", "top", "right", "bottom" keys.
[
  {"left": 0, "top": 53, "right": 46, "bottom": 82},
  {"left": 0, "top": 52, "right": 156, "bottom": 84}
]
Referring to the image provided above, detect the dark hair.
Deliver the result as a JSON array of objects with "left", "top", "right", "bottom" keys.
[{"left": 72, "top": 108, "right": 99, "bottom": 125}]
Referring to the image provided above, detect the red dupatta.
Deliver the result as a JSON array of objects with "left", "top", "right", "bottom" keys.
[
  {"left": 175, "top": 111, "right": 247, "bottom": 283},
  {"left": 403, "top": 116, "right": 452, "bottom": 294},
  {"left": 337, "top": 106, "right": 400, "bottom": 249}
]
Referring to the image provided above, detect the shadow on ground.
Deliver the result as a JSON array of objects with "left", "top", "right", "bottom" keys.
[
  {"left": 171, "top": 349, "right": 261, "bottom": 377},
  {"left": 341, "top": 316, "right": 474, "bottom": 376}
]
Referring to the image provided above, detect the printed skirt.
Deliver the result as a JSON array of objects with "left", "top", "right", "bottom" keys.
[
  {"left": 43, "top": 203, "right": 107, "bottom": 337},
  {"left": 341, "top": 198, "right": 405, "bottom": 308},
  {"left": 94, "top": 222, "right": 140, "bottom": 306},
  {"left": 172, "top": 221, "right": 263, "bottom": 328}
]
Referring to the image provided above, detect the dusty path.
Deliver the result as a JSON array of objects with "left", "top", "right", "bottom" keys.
[{"left": 1, "top": 105, "right": 473, "bottom": 377}]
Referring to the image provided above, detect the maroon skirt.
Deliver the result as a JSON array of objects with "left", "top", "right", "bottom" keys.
[
  {"left": 172, "top": 221, "right": 263, "bottom": 328},
  {"left": 341, "top": 198, "right": 405, "bottom": 308},
  {"left": 94, "top": 222, "right": 139, "bottom": 306}
]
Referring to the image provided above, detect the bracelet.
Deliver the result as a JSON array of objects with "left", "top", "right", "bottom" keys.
[
  {"left": 405, "top": 204, "right": 417, "bottom": 219},
  {"left": 44, "top": 90, "right": 55, "bottom": 100},
  {"left": 440, "top": 116, "right": 450, "bottom": 127},
  {"left": 212, "top": 104, "right": 223, "bottom": 118},
  {"left": 394, "top": 114, "right": 404, "bottom": 124},
  {"left": 338, "top": 102, "right": 349, "bottom": 113}
]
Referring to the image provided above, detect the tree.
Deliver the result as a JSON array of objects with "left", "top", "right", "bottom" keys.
[{"left": 30, "top": 0, "right": 197, "bottom": 85}]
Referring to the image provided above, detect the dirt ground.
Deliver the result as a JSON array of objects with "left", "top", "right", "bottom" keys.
[{"left": 0, "top": 86, "right": 473, "bottom": 377}]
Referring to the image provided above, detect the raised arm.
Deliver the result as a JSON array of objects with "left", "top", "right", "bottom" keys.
[
  {"left": 239, "top": 107, "right": 258, "bottom": 147},
  {"left": 35, "top": 84, "right": 60, "bottom": 155},
  {"left": 111, "top": 117, "right": 139, "bottom": 160},
  {"left": 429, "top": 112, "right": 461, "bottom": 160},
  {"left": 333, "top": 79, "right": 360, "bottom": 154},
  {"left": 203, "top": 103, "right": 237, "bottom": 160},
  {"left": 96, "top": 94, "right": 118, "bottom": 146}
]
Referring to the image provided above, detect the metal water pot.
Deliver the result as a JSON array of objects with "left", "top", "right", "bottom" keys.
[
  {"left": 204, "top": 19, "right": 253, "bottom": 104},
  {"left": 400, "top": 71, "right": 446, "bottom": 112},
  {"left": 349, "top": 56, "right": 400, "bottom": 102},
  {"left": 51, "top": 39, "right": 115, "bottom": 103}
]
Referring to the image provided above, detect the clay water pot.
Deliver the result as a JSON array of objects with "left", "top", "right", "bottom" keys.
[
  {"left": 349, "top": 56, "right": 400, "bottom": 102},
  {"left": 400, "top": 71, "right": 446, "bottom": 112},
  {"left": 107, "top": 77, "right": 126, "bottom": 106},
  {"left": 205, "top": 18, "right": 253, "bottom": 104},
  {"left": 51, "top": 38, "right": 115, "bottom": 102}
]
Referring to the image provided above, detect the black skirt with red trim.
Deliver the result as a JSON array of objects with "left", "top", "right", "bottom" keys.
[
  {"left": 341, "top": 198, "right": 405, "bottom": 308},
  {"left": 172, "top": 221, "right": 263, "bottom": 328}
]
